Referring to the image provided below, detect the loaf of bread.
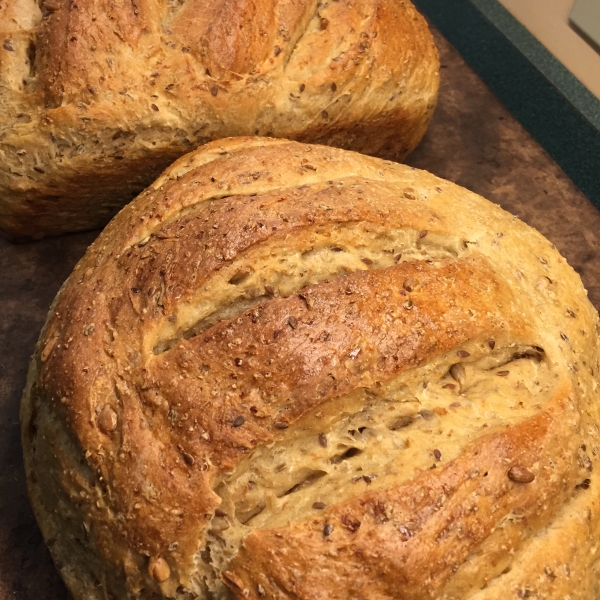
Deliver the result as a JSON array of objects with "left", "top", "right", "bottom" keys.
[
  {"left": 0, "top": 0, "right": 438, "bottom": 241},
  {"left": 22, "top": 137, "right": 600, "bottom": 600}
]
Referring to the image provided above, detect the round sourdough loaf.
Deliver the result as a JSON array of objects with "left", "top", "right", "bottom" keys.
[
  {"left": 0, "top": 0, "right": 438, "bottom": 240},
  {"left": 22, "top": 138, "right": 600, "bottom": 600}
]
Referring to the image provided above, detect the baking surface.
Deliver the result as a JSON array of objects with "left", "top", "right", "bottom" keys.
[{"left": 0, "top": 28, "right": 599, "bottom": 600}]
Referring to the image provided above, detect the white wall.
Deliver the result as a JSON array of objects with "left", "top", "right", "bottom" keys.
[{"left": 498, "top": 0, "right": 600, "bottom": 99}]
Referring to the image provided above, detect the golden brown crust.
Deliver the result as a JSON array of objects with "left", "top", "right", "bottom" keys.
[
  {"left": 21, "top": 138, "right": 600, "bottom": 600},
  {"left": 0, "top": 0, "right": 438, "bottom": 239}
]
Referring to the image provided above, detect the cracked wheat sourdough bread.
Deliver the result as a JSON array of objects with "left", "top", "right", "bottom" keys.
[
  {"left": 22, "top": 137, "right": 600, "bottom": 600},
  {"left": 0, "top": 0, "right": 438, "bottom": 240}
]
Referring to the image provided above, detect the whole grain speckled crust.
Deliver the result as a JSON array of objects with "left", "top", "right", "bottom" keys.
[
  {"left": 0, "top": 0, "right": 438, "bottom": 240},
  {"left": 22, "top": 138, "right": 600, "bottom": 600}
]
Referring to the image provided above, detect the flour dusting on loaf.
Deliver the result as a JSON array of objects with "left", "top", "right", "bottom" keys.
[
  {"left": 0, "top": 0, "right": 438, "bottom": 240},
  {"left": 21, "top": 138, "right": 600, "bottom": 599}
]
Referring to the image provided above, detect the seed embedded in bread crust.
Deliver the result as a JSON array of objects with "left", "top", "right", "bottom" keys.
[
  {"left": 449, "top": 363, "right": 466, "bottom": 385},
  {"left": 232, "top": 415, "right": 246, "bottom": 428},
  {"left": 222, "top": 571, "right": 245, "bottom": 590},
  {"left": 390, "top": 415, "right": 414, "bottom": 430},
  {"left": 403, "top": 277, "right": 415, "bottom": 292},
  {"left": 97, "top": 405, "right": 117, "bottom": 434},
  {"left": 148, "top": 557, "right": 170, "bottom": 582},
  {"left": 508, "top": 466, "right": 535, "bottom": 484}
]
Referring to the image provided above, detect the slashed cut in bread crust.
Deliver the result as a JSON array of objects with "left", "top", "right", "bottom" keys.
[
  {"left": 22, "top": 138, "right": 600, "bottom": 600},
  {"left": 0, "top": 0, "right": 438, "bottom": 240}
]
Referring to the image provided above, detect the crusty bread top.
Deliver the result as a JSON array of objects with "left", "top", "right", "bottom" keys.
[
  {"left": 0, "top": 0, "right": 438, "bottom": 239},
  {"left": 22, "top": 138, "right": 600, "bottom": 600}
]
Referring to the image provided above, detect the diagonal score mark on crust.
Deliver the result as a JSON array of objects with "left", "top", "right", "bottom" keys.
[
  {"left": 117, "top": 139, "right": 424, "bottom": 248},
  {"left": 201, "top": 341, "right": 559, "bottom": 596},
  {"left": 148, "top": 221, "right": 464, "bottom": 355},
  {"left": 165, "top": 0, "right": 318, "bottom": 76},
  {"left": 279, "top": 0, "right": 320, "bottom": 72},
  {"left": 147, "top": 138, "right": 294, "bottom": 191},
  {"left": 121, "top": 140, "right": 342, "bottom": 244},
  {"left": 223, "top": 379, "right": 581, "bottom": 600},
  {"left": 216, "top": 346, "right": 551, "bottom": 529},
  {"left": 281, "top": 0, "right": 370, "bottom": 75}
]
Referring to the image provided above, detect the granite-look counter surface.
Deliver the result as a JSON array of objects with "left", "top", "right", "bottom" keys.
[{"left": 0, "top": 28, "right": 598, "bottom": 600}]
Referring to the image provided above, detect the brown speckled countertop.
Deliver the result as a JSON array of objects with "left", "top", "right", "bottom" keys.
[{"left": 1, "top": 28, "right": 599, "bottom": 600}]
